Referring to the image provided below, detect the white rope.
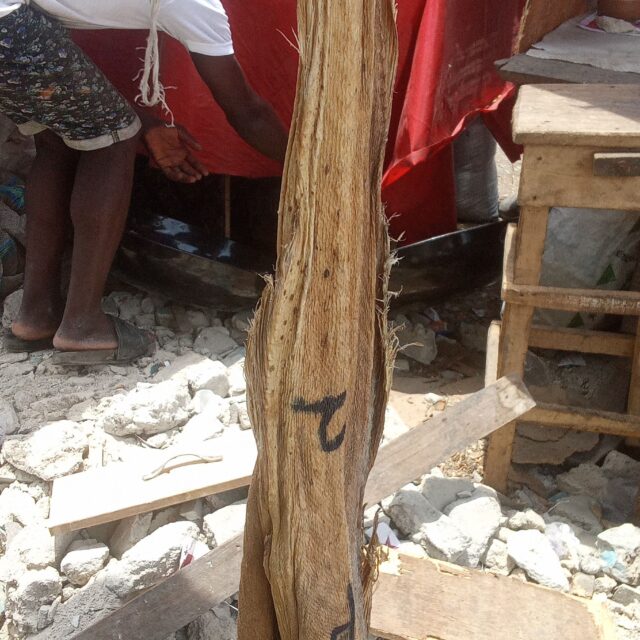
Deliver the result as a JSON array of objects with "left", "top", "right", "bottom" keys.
[{"left": 135, "top": 0, "right": 175, "bottom": 125}]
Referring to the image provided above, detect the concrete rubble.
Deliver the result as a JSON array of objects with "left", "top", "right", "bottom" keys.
[{"left": 0, "top": 286, "right": 637, "bottom": 640}]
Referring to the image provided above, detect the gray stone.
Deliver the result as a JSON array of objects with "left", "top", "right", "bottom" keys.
[
  {"left": 60, "top": 539, "right": 109, "bottom": 586},
  {"left": 177, "top": 412, "right": 225, "bottom": 446},
  {"left": 388, "top": 490, "right": 471, "bottom": 563},
  {"left": 226, "top": 360, "right": 246, "bottom": 396},
  {"left": 0, "top": 485, "right": 39, "bottom": 528},
  {"left": 109, "top": 513, "right": 153, "bottom": 559},
  {"left": 5, "top": 567, "right": 62, "bottom": 635},
  {"left": 557, "top": 463, "right": 608, "bottom": 500},
  {"left": 597, "top": 524, "right": 640, "bottom": 586},
  {"left": 594, "top": 575, "right": 617, "bottom": 595},
  {"left": 0, "top": 399, "right": 19, "bottom": 437},
  {"left": 104, "top": 521, "right": 200, "bottom": 599},
  {"left": 602, "top": 450, "right": 640, "bottom": 482},
  {"left": 396, "top": 322, "right": 437, "bottom": 366},
  {"left": 2, "top": 289, "right": 22, "bottom": 330},
  {"left": 96, "top": 380, "right": 191, "bottom": 436},
  {"left": 420, "top": 476, "right": 474, "bottom": 512},
  {"left": 187, "top": 603, "right": 237, "bottom": 640},
  {"left": 156, "top": 354, "right": 230, "bottom": 398},
  {"left": 547, "top": 495, "right": 603, "bottom": 534},
  {"left": 612, "top": 585, "right": 640, "bottom": 607},
  {"left": 444, "top": 487, "right": 502, "bottom": 567},
  {"left": 193, "top": 327, "right": 238, "bottom": 358},
  {"left": 4, "top": 525, "right": 55, "bottom": 570},
  {"left": 2, "top": 421, "right": 88, "bottom": 481},
  {"left": 571, "top": 572, "right": 595, "bottom": 598},
  {"left": 507, "top": 509, "right": 546, "bottom": 532},
  {"left": 484, "top": 539, "right": 514, "bottom": 576},
  {"left": 507, "top": 530, "right": 569, "bottom": 591},
  {"left": 203, "top": 502, "right": 246, "bottom": 548}
]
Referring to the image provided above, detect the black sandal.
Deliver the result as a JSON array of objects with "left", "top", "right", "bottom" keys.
[
  {"left": 51, "top": 316, "right": 156, "bottom": 366},
  {"left": 3, "top": 331, "right": 54, "bottom": 353}
]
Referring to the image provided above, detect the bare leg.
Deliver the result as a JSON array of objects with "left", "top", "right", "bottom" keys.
[
  {"left": 53, "top": 134, "right": 139, "bottom": 352},
  {"left": 12, "top": 130, "right": 77, "bottom": 341}
]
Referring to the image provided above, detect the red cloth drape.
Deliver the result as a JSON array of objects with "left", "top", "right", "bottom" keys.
[{"left": 73, "top": 0, "right": 524, "bottom": 244}]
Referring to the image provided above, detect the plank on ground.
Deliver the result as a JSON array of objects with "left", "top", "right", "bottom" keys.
[
  {"left": 71, "top": 376, "right": 535, "bottom": 640},
  {"left": 47, "top": 431, "right": 257, "bottom": 534},
  {"left": 370, "top": 554, "right": 616, "bottom": 640}
]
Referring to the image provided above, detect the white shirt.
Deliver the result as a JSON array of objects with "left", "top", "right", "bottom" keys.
[{"left": 0, "top": 0, "right": 234, "bottom": 56}]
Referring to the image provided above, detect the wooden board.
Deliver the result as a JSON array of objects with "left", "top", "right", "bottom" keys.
[
  {"left": 69, "top": 377, "right": 535, "bottom": 640},
  {"left": 371, "top": 554, "right": 616, "bottom": 640},
  {"left": 496, "top": 55, "right": 640, "bottom": 86},
  {"left": 364, "top": 375, "right": 535, "bottom": 506},
  {"left": 519, "top": 145, "right": 640, "bottom": 211},
  {"left": 47, "top": 432, "right": 257, "bottom": 534},
  {"left": 530, "top": 403, "right": 640, "bottom": 438},
  {"left": 529, "top": 324, "right": 635, "bottom": 358},
  {"left": 516, "top": 0, "right": 589, "bottom": 54},
  {"left": 513, "top": 85, "right": 640, "bottom": 148}
]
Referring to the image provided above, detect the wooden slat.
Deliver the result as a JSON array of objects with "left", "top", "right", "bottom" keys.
[
  {"left": 516, "top": 0, "right": 589, "bottom": 54},
  {"left": 531, "top": 404, "right": 640, "bottom": 439},
  {"left": 519, "top": 145, "right": 640, "bottom": 211},
  {"left": 594, "top": 153, "right": 640, "bottom": 178},
  {"left": 47, "top": 432, "right": 257, "bottom": 535},
  {"left": 68, "top": 377, "right": 535, "bottom": 640},
  {"left": 528, "top": 325, "right": 635, "bottom": 357},
  {"left": 502, "top": 222, "right": 640, "bottom": 317},
  {"left": 371, "top": 554, "right": 616, "bottom": 640},
  {"left": 496, "top": 55, "right": 640, "bottom": 86},
  {"left": 364, "top": 375, "right": 536, "bottom": 506},
  {"left": 513, "top": 85, "right": 640, "bottom": 148}
]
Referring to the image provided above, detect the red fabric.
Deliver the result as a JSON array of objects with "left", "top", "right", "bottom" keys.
[{"left": 73, "top": 0, "right": 524, "bottom": 244}]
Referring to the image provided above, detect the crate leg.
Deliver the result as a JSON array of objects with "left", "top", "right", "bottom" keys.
[{"left": 484, "top": 206, "right": 549, "bottom": 492}]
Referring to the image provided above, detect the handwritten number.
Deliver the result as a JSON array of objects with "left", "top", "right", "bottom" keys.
[
  {"left": 330, "top": 584, "right": 355, "bottom": 639},
  {"left": 292, "top": 391, "right": 347, "bottom": 453}
]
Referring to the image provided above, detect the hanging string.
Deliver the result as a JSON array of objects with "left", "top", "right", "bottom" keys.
[{"left": 135, "top": 0, "right": 175, "bottom": 125}]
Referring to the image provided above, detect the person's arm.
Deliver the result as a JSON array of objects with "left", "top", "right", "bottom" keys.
[{"left": 191, "top": 53, "right": 288, "bottom": 164}]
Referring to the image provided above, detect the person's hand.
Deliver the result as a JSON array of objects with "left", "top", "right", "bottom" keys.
[{"left": 144, "top": 124, "right": 209, "bottom": 183}]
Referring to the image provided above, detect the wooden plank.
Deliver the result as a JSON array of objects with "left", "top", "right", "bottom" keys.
[
  {"left": 531, "top": 404, "right": 640, "bottom": 438},
  {"left": 529, "top": 324, "right": 635, "bottom": 358},
  {"left": 594, "top": 152, "right": 640, "bottom": 178},
  {"left": 519, "top": 145, "right": 640, "bottom": 211},
  {"left": 364, "top": 375, "right": 536, "bottom": 506},
  {"left": 71, "top": 535, "right": 245, "bottom": 640},
  {"left": 516, "top": 0, "right": 589, "bottom": 54},
  {"left": 47, "top": 432, "right": 257, "bottom": 535},
  {"left": 371, "top": 554, "right": 617, "bottom": 640},
  {"left": 71, "top": 377, "right": 535, "bottom": 640},
  {"left": 496, "top": 55, "right": 640, "bottom": 86},
  {"left": 513, "top": 85, "right": 640, "bottom": 148},
  {"left": 485, "top": 208, "right": 548, "bottom": 492}
]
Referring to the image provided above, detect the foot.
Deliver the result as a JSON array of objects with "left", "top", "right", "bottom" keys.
[
  {"left": 12, "top": 300, "right": 64, "bottom": 342},
  {"left": 53, "top": 311, "right": 118, "bottom": 352}
]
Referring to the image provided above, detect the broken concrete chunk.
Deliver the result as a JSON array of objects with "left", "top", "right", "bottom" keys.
[
  {"left": 203, "top": 502, "right": 247, "bottom": 549},
  {"left": 444, "top": 487, "right": 502, "bottom": 567},
  {"left": 395, "top": 321, "right": 437, "bottom": 366},
  {"left": 187, "top": 603, "right": 237, "bottom": 640},
  {"left": 507, "top": 509, "right": 546, "bottom": 533},
  {"left": 571, "top": 572, "right": 595, "bottom": 599},
  {"left": 513, "top": 424, "right": 599, "bottom": 465},
  {"left": 193, "top": 327, "right": 238, "bottom": 358},
  {"left": 420, "top": 476, "right": 474, "bottom": 512},
  {"left": 547, "top": 495, "right": 603, "bottom": 534},
  {"left": 60, "top": 539, "right": 109, "bottom": 587},
  {"left": 597, "top": 524, "right": 640, "bottom": 586},
  {"left": 484, "top": 539, "right": 514, "bottom": 576},
  {"left": 96, "top": 380, "right": 191, "bottom": 437},
  {"left": 507, "top": 530, "right": 569, "bottom": 591},
  {"left": 5, "top": 567, "right": 62, "bottom": 635},
  {"left": 2, "top": 421, "right": 88, "bottom": 482},
  {"left": 0, "top": 398, "right": 19, "bottom": 437},
  {"left": 104, "top": 521, "right": 200, "bottom": 599}
]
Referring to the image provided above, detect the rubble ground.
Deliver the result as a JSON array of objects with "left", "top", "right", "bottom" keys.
[{"left": 0, "top": 282, "right": 639, "bottom": 640}]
